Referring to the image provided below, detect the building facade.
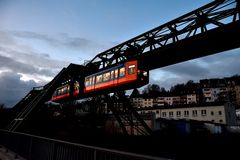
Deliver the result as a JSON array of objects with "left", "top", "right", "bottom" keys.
[
  {"left": 202, "top": 87, "right": 227, "bottom": 102},
  {"left": 138, "top": 103, "right": 237, "bottom": 126}
]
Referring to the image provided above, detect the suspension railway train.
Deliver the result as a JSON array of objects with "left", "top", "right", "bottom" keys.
[{"left": 51, "top": 60, "right": 149, "bottom": 102}]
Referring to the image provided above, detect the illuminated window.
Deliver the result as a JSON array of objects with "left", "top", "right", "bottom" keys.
[
  {"left": 89, "top": 77, "right": 92, "bottom": 86},
  {"left": 119, "top": 67, "right": 125, "bottom": 77},
  {"left": 115, "top": 69, "right": 118, "bottom": 78},
  {"left": 85, "top": 77, "right": 90, "bottom": 86},
  {"left": 96, "top": 75, "right": 103, "bottom": 83},
  {"left": 103, "top": 72, "right": 110, "bottom": 82},
  {"left": 128, "top": 65, "right": 136, "bottom": 74},
  {"left": 110, "top": 70, "right": 114, "bottom": 79},
  {"left": 92, "top": 76, "right": 95, "bottom": 85},
  {"left": 63, "top": 87, "right": 66, "bottom": 94},
  {"left": 67, "top": 85, "right": 70, "bottom": 92},
  {"left": 74, "top": 82, "right": 79, "bottom": 91}
]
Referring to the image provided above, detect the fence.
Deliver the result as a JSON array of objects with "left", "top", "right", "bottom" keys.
[{"left": 0, "top": 130, "right": 169, "bottom": 160}]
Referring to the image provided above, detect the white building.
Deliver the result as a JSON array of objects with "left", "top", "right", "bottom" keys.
[
  {"left": 202, "top": 87, "right": 227, "bottom": 102},
  {"left": 186, "top": 94, "right": 197, "bottom": 104},
  {"left": 154, "top": 96, "right": 180, "bottom": 106},
  {"left": 142, "top": 98, "right": 154, "bottom": 108},
  {"left": 130, "top": 97, "right": 143, "bottom": 108},
  {"left": 130, "top": 97, "right": 154, "bottom": 108},
  {"left": 138, "top": 102, "right": 237, "bottom": 126}
]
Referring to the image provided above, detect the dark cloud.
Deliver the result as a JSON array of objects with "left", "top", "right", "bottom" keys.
[
  {"left": 10, "top": 30, "right": 108, "bottom": 53},
  {"left": 0, "top": 31, "right": 15, "bottom": 45},
  {"left": 0, "top": 29, "right": 239, "bottom": 107},
  {"left": 62, "top": 36, "right": 101, "bottom": 50},
  {"left": 0, "top": 30, "right": 71, "bottom": 107},
  {"left": 0, "top": 47, "right": 67, "bottom": 74},
  {"left": 0, "top": 30, "right": 70, "bottom": 81},
  {"left": 0, "top": 55, "right": 56, "bottom": 76},
  {"left": 11, "top": 31, "right": 56, "bottom": 44},
  {"left": 0, "top": 72, "right": 38, "bottom": 108},
  {"left": 161, "top": 60, "right": 210, "bottom": 78},
  {"left": 150, "top": 48, "right": 240, "bottom": 90},
  {"left": 198, "top": 48, "right": 240, "bottom": 64}
]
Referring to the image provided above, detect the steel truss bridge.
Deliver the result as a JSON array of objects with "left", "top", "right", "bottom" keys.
[{"left": 6, "top": 0, "right": 240, "bottom": 136}]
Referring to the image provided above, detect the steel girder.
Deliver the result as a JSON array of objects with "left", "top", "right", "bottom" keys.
[{"left": 86, "top": 0, "right": 240, "bottom": 70}]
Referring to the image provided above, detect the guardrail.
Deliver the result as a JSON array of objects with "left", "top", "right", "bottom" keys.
[{"left": 0, "top": 130, "right": 170, "bottom": 160}]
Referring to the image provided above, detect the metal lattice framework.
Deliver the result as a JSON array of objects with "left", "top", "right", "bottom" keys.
[{"left": 86, "top": 0, "right": 240, "bottom": 70}]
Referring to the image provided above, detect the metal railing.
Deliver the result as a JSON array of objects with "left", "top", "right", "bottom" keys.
[{"left": 0, "top": 130, "right": 170, "bottom": 160}]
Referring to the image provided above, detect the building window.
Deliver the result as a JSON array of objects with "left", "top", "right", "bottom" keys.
[
  {"left": 219, "top": 119, "right": 223, "bottom": 123},
  {"left": 211, "top": 111, "right": 214, "bottom": 116},
  {"left": 218, "top": 111, "right": 222, "bottom": 115},
  {"left": 201, "top": 110, "right": 207, "bottom": 116},
  {"left": 162, "top": 112, "right": 166, "bottom": 117},
  {"left": 184, "top": 111, "right": 189, "bottom": 117},
  {"left": 176, "top": 111, "right": 181, "bottom": 117},
  {"left": 169, "top": 111, "right": 173, "bottom": 117},
  {"left": 192, "top": 110, "right": 197, "bottom": 117},
  {"left": 156, "top": 110, "right": 159, "bottom": 114}
]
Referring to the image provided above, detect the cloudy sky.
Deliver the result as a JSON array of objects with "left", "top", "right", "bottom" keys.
[{"left": 0, "top": 0, "right": 239, "bottom": 107}]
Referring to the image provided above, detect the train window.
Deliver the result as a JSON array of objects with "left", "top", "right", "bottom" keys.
[
  {"left": 85, "top": 77, "right": 90, "bottom": 86},
  {"left": 67, "top": 86, "right": 70, "bottom": 92},
  {"left": 89, "top": 77, "right": 92, "bottom": 86},
  {"left": 119, "top": 67, "right": 125, "bottom": 77},
  {"left": 115, "top": 69, "right": 118, "bottom": 78},
  {"left": 74, "top": 86, "right": 78, "bottom": 91},
  {"left": 128, "top": 65, "right": 136, "bottom": 75},
  {"left": 74, "top": 82, "right": 79, "bottom": 91},
  {"left": 53, "top": 91, "right": 56, "bottom": 97},
  {"left": 63, "top": 87, "right": 67, "bottom": 94},
  {"left": 103, "top": 72, "right": 110, "bottom": 82},
  {"left": 92, "top": 76, "right": 95, "bottom": 85},
  {"left": 96, "top": 74, "right": 103, "bottom": 83},
  {"left": 74, "top": 81, "right": 78, "bottom": 86},
  {"left": 110, "top": 70, "right": 114, "bottom": 79}
]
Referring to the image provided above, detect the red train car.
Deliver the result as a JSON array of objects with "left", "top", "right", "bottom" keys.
[
  {"left": 51, "top": 60, "right": 149, "bottom": 102},
  {"left": 51, "top": 81, "right": 80, "bottom": 102},
  {"left": 84, "top": 60, "right": 148, "bottom": 93}
]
